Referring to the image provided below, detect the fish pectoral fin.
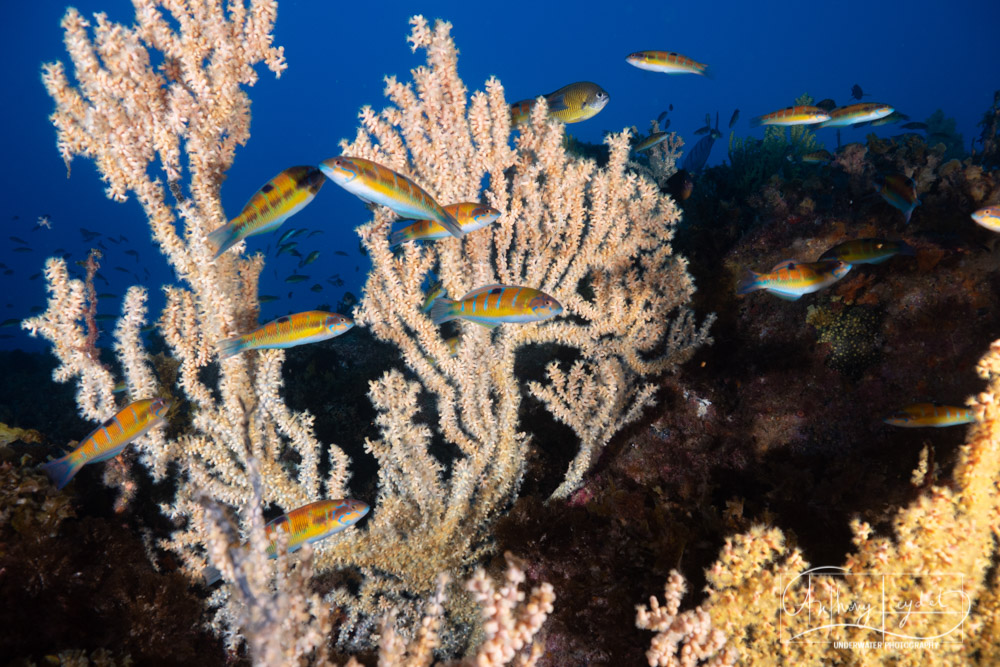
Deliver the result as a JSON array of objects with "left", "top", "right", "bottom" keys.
[{"left": 471, "top": 320, "right": 501, "bottom": 330}]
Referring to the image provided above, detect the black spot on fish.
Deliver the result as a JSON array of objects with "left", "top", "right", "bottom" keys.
[
  {"left": 276, "top": 316, "right": 290, "bottom": 324},
  {"left": 261, "top": 183, "right": 275, "bottom": 194}
]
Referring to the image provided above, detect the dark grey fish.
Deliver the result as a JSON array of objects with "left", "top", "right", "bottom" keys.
[
  {"left": 851, "top": 84, "right": 869, "bottom": 100},
  {"left": 310, "top": 284, "right": 323, "bottom": 292},
  {"left": 728, "top": 109, "right": 739, "bottom": 128},
  {"left": 9, "top": 236, "right": 27, "bottom": 245},
  {"left": 694, "top": 125, "right": 711, "bottom": 136},
  {"left": 815, "top": 98, "right": 837, "bottom": 111},
  {"left": 657, "top": 109, "right": 670, "bottom": 124},
  {"left": 680, "top": 133, "right": 716, "bottom": 173},
  {"left": 334, "top": 250, "right": 348, "bottom": 257}
]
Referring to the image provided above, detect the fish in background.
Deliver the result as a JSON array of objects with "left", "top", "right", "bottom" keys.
[
  {"left": 799, "top": 149, "right": 833, "bottom": 164},
  {"left": 736, "top": 259, "right": 852, "bottom": 300},
  {"left": 750, "top": 106, "right": 831, "bottom": 127},
  {"left": 633, "top": 132, "right": 670, "bottom": 153},
  {"left": 665, "top": 169, "right": 694, "bottom": 202},
  {"left": 819, "top": 238, "right": 915, "bottom": 264},
  {"left": 819, "top": 103, "right": 895, "bottom": 127},
  {"left": 41, "top": 398, "right": 171, "bottom": 489},
  {"left": 728, "top": 109, "right": 740, "bottom": 128},
  {"left": 851, "top": 84, "right": 870, "bottom": 100},
  {"left": 971, "top": 205, "right": 1000, "bottom": 232},
  {"left": 430, "top": 285, "right": 562, "bottom": 328},
  {"left": 883, "top": 403, "right": 974, "bottom": 427},
  {"left": 389, "top": 203, "right": 500, "bottom": 247},
  {"left": 509, "top": 82, "right": 610, "bottom": 125},
  {"left": 815, "top": 98, "right": 837, "bottom": 112},
  {"left": 876, "top": 174, "right": 920, "bottom": 224},
  {"left": 206, "top": 166, "right": 326, "bottom": 259},
  {"left": 681, "top": 133, "right": 717, "bottom": 174},
  {"left": 625, "top": 51, "right": 712, "bottom": 77},
  {"left": 320, "top": 156, "right": 467, "bottom": 239},
  {"left": 216, "top": 310, "right": 354, "bottom": 359},
  {"left": 203, "top": 498, "right": 370, "bottom": 586}
]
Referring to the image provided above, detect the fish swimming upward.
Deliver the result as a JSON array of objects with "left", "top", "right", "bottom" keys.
[
  {"left": 819, "top": 103, "right": 895, "bottom": 127},
  {"left": 736, "top": 260, "right": 852, "bottom": 300},
  {"left": 389, "top": 203, "right": 500, "bottom": 247},
  {"left": 510, "top": 82, "right": 610, "bottom": 125},
  {"left": 217, "top": 311, "right": 353, "bottom": 359},
  {"left": 319, "top": 156, "right": 466, "bottom": 240},
  {"left": 971, "top": 205, "right": 1000, "bottom": 232},
  {"left": 883, "top": 403, "right": 975, "bottom": 427},
  {"left": 41, "top": 398, "right": 171, "bottom": 489},
  {"left": 430, "top": 284, "right": 562, "bottom": 328},
  {"left": 819, "top": 238, "right": 915, "bottom": 264},
  {"left": 876, "top": 174, "right": 920, "bottom": 224},
  {"left": 204, "top": 499, "right": 370, "bottom": 585},
  {"left": 206, "top": 166, "right": 325, "bottom": 259},
  {"left": 750, "top": 106, "right": 831, "bottom": 127},
  {"left": 625, "top": 51, "right": 712, "bottom": 77}
]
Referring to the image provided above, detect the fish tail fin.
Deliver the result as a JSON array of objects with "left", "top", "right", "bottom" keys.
[
  {"left": 749, "top": 115, "right": 764, "bottom": 128},
  {"left": 206, "top": 224, "right": 239, "bottom": 259},
  {"left": 429, "top": 297, "right": 457, "bottom": 325},
  {"left": 700, "top": 65, "right": 715, "bottom": 80},
  {"left": 437, "top": 212, "right": 466, "bottom": 240},
  {"left": 217, "top": 336, "right": 245, "bottom": 360},
  {"left": 735, "top": 270, "right": 762, "bottom": 295},
  {"left": 203, "top": 565, "right": 222, "bottom": 586},
  {"left": 41, "top": 452, "right": 83, "bottom": 490},
  {"left": 904, "top": 208, "right": 915, "bottom": 225},
  {"left": 388, "top": 224, "right": 410, "bottom": 249}
]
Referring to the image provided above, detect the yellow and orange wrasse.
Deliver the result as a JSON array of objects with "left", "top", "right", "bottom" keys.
[
  {"left": 319, "top": 157, "right": 465, "bottom": 240},
  {"left": 971, "top": 205, "right": 1000, "bottom": 232},
  {"left": 42, "top": 398, "right": 171, "bottom": 489},
  {"left": 625, "top": 50, "right": 712, "bottom": 77},
  {"left": 389, "top": 203, "right": 500, "bottom": 248},
  {"left": 430, "top": 284, "right": 562, "bottom": 328},
  {"left": 421, "top": 280, "right": 447, "bottom": 314},
  {"left": 510, "top": 82, "right": 609, "bottom": 125},
  {"left": 264, "top": 499, "right": 369, "bottom": 557},
  {"left": 206, "top": 166, "right": 325, "bottom": 259},
  {"left": 750, "top": 105, "right": 831, "bottom": 127},
  {"left": 819, "top": 102, "right": 895, "bottom": 127},
  {"left": 204, "top": 499, "right": 369, "bottom": 585},
  {"left": 883, "top": 403, "right": 975, "bottom": 428},
  {"left": 217, "top": 311, "right": 353, "bottom": 359},
  {"left": 736, "top": 259, "right": 851, "bottom": 300}
]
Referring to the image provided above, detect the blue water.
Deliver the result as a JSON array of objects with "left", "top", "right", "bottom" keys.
[{"left": 2, "top": 0, "right": 997, "bottom": 352}]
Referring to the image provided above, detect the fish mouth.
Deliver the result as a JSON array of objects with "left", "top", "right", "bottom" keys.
[{"left": 320, "top": 158, "right": 357, "bottom": 183}]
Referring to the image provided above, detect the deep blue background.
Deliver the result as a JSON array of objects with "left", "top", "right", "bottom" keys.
[{"left": 2, "top": 0, "right": 998, "bottom": 352}]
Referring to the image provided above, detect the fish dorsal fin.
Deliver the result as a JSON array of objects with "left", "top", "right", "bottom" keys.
[
  {"left": 771, "top": 259, "right": 798, "bottom": 272},
  {"left": 546, "top": 93, "right": 569, "bottom": 112},
  {"left": 459, "top": 284, "right": 506, "bottom": 301}
]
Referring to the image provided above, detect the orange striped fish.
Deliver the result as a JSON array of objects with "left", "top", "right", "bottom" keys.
[
  {"left": 625, "top": 51, "right": 712, "bottom": 77},
  {"left": 876, "top": 174, "right": 920, "bottom": 224},
  {"left": 429, "top": 284, "right": 562, "bottom": 328},
  {"left": 42, "top": 398, "right": 171, "bottom": 489},
  {"left": 819, "top": 103, "right": 895, "bottom": 127},
  {"left": 750, "top": 106, "right": 831, "bottom": 127},
  {"left": 264, "top": 499, "right": 370, "bottom": 557},
  {"left": 217, "top": 311, "right": 353, "bottom": 359},
  {"left": 389, "top": 203, "right": 500, "bottom": 248},
  {"left": 206, "top": 166, "right": 325, "bottom": 259},
  {"left": 736, "top": 260, "right": 851, "bottom": 300},
  {"left": 971, "top": 205, "right": 1000, "bottom": 232},
  {"left": 883, "top": 403, "right": 975, "bottom": 427},
  {"left": 319, "top": 157, "right": 465, "bottom": 239},
  {"left": 204, "top": 499, "right": 369, "bottom": 585}
]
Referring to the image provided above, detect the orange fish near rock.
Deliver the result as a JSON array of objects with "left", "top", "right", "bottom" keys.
[
  {"left": 736, "top": 259, "right": 851, "bottom": 300},
  {"left": 750, "top": 105, "right": 830, "bottom": 127}
]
